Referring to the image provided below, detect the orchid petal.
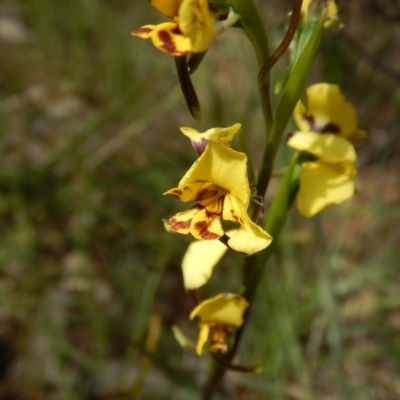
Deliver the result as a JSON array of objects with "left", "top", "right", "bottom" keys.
[
  {"left": 132, "top": 25, "right": 156, "bottom": 39},
  {"left": 293, "top": 83, "right": 366, "bottom": 139},
  {"left": 150, "top": 0, "right": 182, "bottom": 17},
  {"left": 179, "top": 142, "right": 250, "bottom": 207},
  {"left": 150, "top": 22, "right": 191, "bottom": 56},
  {"left": 181, "top": 230, "right": 237, "bottom": 290},
  {"left": 190, "top": 208, "right": 223, "bottom": 240},
  {"left": 190, "top": 293, "right": 249, "bottom": 327},
  {"left": 178, "top": 0, "right": 215, "bottom": 52},
  {"left": 196, "top": 324, "right": 210, "bottom": 355},
  {"left": 224, "top": 195, "right": 273, "bottom": 254},
  {"left": 164, "top": 181, "right": 212, "bottom": 202},
  {"left": 180, "top": 123, "right": 241, "bottom": 156},
  {"left": 166, "top": 205, "right": 202, "bottom": 234},
  {"left": 287, "top": 132, "right": 356, "bottom": 163},
  {"left": 297, "top": 160, "right": 356, "bottom": 217}
]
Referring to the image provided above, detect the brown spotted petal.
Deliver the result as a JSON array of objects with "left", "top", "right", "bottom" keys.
[
  {"left": 132, "top": 25, "right": 155, "bottom": 39},
  {"left": 190, "top": 208, "right": 223, "bottom": 240},
  {"left": 166, "top": 205, "right": 202, "bottom": 234},
  {"left": 178, "top": 142, "right": 251, "bottom": 208},
  {"left": 133, "top": 22, "right": 191, "bottom": 56},
  {"left": 164, "top": 181, "right": 213, "bottom": 202}
]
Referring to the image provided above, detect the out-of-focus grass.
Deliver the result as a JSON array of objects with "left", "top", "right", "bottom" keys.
[{"left": 0, "top": 0, "right": 399, "bottom": 399}]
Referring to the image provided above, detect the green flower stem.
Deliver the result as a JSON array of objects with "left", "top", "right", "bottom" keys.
[{"left": 245, "top": 153, "right": 301, "bottom": 301}]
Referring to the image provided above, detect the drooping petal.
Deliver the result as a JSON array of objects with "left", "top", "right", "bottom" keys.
[
  {"left": 293, "top": 83, "right": 366, "bottom": 139},
  {"left": 178, "top": 0, "right": 215, "bottom": 52},
  {"left": 143, "top": 22, "right": 191, "bottom": 56},
  {"left": 178, "top": 142, "right": 251, "bottom": 207},
  {"left": 297, "top": 160, "right": 356, "bottom": 217},
  {"left": 190, "top": 208, "right": 223, "bottom": 240},
  {"left": 223, "top": 195, "right": 273, "bottom": 254},
  {"left": 150, "top": 0, "right": 182, "bottom": 17},
  {"left": 180, "top": 123, "right": 241, "bottom": 156},
  {"left": 190, "top": 293, "right": 249, "bottom": 327},
  {"left": 181, "top": 230, "right": 237, "bottom": 290},
  {"left": 287, "top": 131, "right": 357, "bottom": 163}
]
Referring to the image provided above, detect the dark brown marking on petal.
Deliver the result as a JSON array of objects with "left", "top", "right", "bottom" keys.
[
  {"left": 321, "top": 122, "right": 341, "bottom": 134},
  {"left": 133, "top": 26, "right": 153, "bottom": 35},
  {"left": 192, "top": 137, "right": 208, "bottom": 156},
  {"left": 230, "top": 209, "right": 240, "bottom": 223},
  {"left": 200, "top": 229, "right": 220, "bottom": 240},
  {"left": 301, "top": 112, "right": 341, "bottom": 135},
  {"left": 158, "top": 30, "right": 178, "bottom": 54},
  {"left": 194, "top": 212, "right": 222, "bottom": 240},
  {"left": 286, "top": 132, "right": 295, "bottom": 141},
  {"left": 168, "top": 216, "right": 192, "bottom": 231},
  {"left": 197, "top": 188, "right": 217, "bottom": 200},
  {"left": 302, "top": 113, "right": 315, "bottom": 128}
]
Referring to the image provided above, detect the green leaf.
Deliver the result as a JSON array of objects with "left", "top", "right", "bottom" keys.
[{"left": 274, "top": 66, "right": 291, "bottom": 95}]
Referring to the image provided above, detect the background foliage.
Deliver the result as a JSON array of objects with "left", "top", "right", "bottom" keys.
[{"left": 0, "top": 0, "right": 399, "bottom": 399}]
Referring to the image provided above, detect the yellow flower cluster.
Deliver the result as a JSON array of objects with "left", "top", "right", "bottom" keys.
[{"left": 288, "top": 83, "right": 366, "bottom": 217}]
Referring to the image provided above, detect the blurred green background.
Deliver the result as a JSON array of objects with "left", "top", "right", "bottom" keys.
[{"left": 0, "top": 0, "right": 399, "bottom": 399}]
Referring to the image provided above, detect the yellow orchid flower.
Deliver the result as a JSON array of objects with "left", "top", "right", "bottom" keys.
[
  {"left": 132, "top": 0, "right": 240, "bottom": 56},
  {"left": 288, "top": 83, "right": 366, "bottom": 217},
  {"left": 287, "top": 131, "right": 357, "bottom": 217},
  {"left": 301, "top": 0, "right": 339, "bottom": 26},
  {"left": 182, "top": 229, "right": 237, "bottom": 290},
  {"left": 190, "top": 293, "right": 249, "bottom": 355},
  {"left": 180, "top": 123, "right": 241, "bottom": 156},
  {"left": 293, "top": 83, "right": 366, "bottom": 139},
  {"left": 164, "top": 142, "right": 272, "bottom": 255}
]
